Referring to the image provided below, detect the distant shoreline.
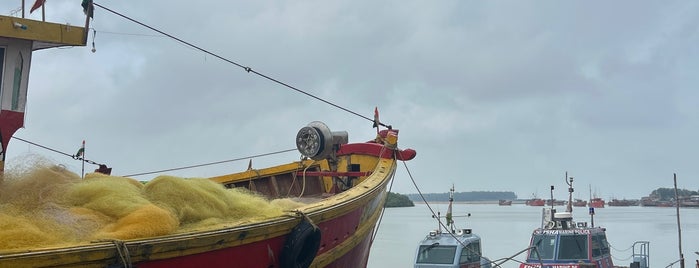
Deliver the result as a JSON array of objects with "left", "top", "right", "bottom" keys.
[{"left": 414, "top": 200, "right": 511, "bottom": 205}]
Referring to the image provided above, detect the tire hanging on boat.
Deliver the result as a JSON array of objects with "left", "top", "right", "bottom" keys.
[{"left": 280, "top": 217, "right": 322, "bottom": 268}]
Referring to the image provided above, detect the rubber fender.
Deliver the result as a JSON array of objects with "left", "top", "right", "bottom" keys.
[{"left": 280, "top": 218, "right": 322, "bottom": 268}]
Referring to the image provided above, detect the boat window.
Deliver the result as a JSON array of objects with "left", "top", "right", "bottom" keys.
[
  {"left": 529, "top": 234, "right": 556, "bottom": 260},
  {"left": 416, "top": 245, "right": 457, "bottom": 264},
  {"left": 595, "top": 233, "right": 609, "bottom": 255},
  {"left": 591, "top": 234, "right": 602, "bottom": 257},
  {"left": 459, "top": 242, "right": 481, "bottom": 264},
  {"left": 557, "top": 234, "right": 588, "bottom": 260},
  {"left": 0, "top": 47, "right": 5, "bottom": 95},
  {"left": 11, "top": 51, "right": 23, "bottom": 111}
]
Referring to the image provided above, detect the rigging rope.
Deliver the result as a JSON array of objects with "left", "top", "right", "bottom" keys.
[
  {"left": 612, "top": 254, "right": 633, "bottom": 261},
  {"left": 122, "top": 148, "right": 297, "bottom": 177},
  {"left": 400, "top": 157, "right": 486, "bottom": 261},
  {"left": 403, "top": 155, "right": 544, "bottom": 267},
  {"left": 10, "top": 136, "right": 296, "bottom": 178},
  {"left": 112, "top": 240, "right": 132, "bottom": 268},
  {"left": 11, "top": 136, "right": 105, "bottom": 166},
  {"left": 609, "top": 242, "right": 633, "bottom": 252},
  {"left": 91, "top": 2, "right": 390, "bottom": 129}
]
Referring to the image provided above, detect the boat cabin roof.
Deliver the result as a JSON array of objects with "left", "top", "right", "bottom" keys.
[
  {"left": 416, "top": 229, "right": 480, "bottom": 247},
  {"left": 524, "top": 226, "right": 613, "bottom": 265},
  {"left": 414, "top": 229, "right": 484, "bottom": 268}
]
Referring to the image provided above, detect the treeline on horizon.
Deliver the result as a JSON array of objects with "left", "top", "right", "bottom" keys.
[
  {"left": 402, "top": 188, "right": 699, "bottom": 202},
  {"left": 406, "top": 191, "right": 517, "bottom": 202},
  {"left": 649, "top": 188, "right": 699, "bottom": 201}
]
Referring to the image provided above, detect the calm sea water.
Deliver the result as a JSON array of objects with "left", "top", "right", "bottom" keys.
[{"left": 368, "top": 203, "right": 699, "bottom": 268}]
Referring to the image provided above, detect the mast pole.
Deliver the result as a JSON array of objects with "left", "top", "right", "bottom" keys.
[
  {"left": 566, "top": 172, "right": 573, "bottom": 213},
  {"left": 83, "top": 0, "right": 93, "bottom": 45},
  {"left": 549, "top": 185, "right": 554, "bottom": 210},
  {"left": 673, "top": 173, "right": 685, "bottom": 268},
  {"left": 81, "top": 140, "right": 85, "bottom": 179}
]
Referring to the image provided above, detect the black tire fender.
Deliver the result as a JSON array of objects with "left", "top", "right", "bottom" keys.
[{"left": 280, "top": 218, "right": 322, "bottom": 268}]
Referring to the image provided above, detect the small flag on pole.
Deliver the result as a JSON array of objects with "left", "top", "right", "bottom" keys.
[
  {"left": 372, "top": 107, "right": 380, "bottom": 128},
  {"left": 81, "top": 0, "right": 94, "bottom": 18},
  {"left": 30, "top": 0, "right": 47, "bottom": 13},
  {"left": 75, "top": 140, "right": 85, "bottom": 159}
]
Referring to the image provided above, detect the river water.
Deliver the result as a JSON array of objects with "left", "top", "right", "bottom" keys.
[{"left": 368, "top": 203, "right": 699, "bottom": 268}]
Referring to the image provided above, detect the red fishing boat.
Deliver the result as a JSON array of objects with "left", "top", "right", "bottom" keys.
[
  {"left": 526, "top": 193, "right": 545, "bottom": 206},
  {"left": 588, "top": 186, "right": 605, "bottom": 208},
  {"left": 526, "top": 198, "right": 545, "bottom": 206},
  {"left": 589, "top": 197, "right": 605, "bottom": 208},
  {"left": 0, "top": 3, "right": 416, "bottom": 268}
]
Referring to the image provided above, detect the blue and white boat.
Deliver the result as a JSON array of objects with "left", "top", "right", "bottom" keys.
[{"left": 414, "top": 186, "right": 492, "bottom": 268}]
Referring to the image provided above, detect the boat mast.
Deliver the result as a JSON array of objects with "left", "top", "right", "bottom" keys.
[
  {"left": 673, "top": 173, "right": 685, "bottom": 268},
  {"left": 565, "top": 172, "right": 573, "bottom": 213},
  {"left": 446, "top": 184, "right": 454, "bottom": 233},
  {"left": 0, "top": 10, "right": 88, "bottom": 173}
]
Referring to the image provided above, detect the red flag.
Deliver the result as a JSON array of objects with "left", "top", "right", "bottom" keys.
[
  {"left": 30, "top": 0, "right": 46, "bottom": 13},
  {"left": 372, "top": 107, "right": 380, "bottom": 128}
]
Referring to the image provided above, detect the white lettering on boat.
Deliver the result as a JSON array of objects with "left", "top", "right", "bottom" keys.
[{"left": 533, "top": 229, "right": 591, "bottom": 235}]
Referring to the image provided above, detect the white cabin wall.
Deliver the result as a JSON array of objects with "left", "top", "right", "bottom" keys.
[{"left": 0, "top": 37, "right": 33, "bottom": 115}]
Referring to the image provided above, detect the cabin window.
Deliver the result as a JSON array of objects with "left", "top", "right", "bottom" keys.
[
  {"left": 459, "top": 242, "right": 481, "bottom": 264},
  {"left": 11, "top": 51, "right": 23, "bottom": 111},
  {"left": 557, "top": 234, "right": 588, "bottom": 260},
  {"left": 591, "top": 233, "right": 610, "bottom": 257},
  {"left": 0, "top": 47, "right": 5, "bottom": 96},
  {"left": 416, "top": 245, "right": 457, "bottom": 264},
  {"left": 529, "top": 234, "right": 556, "bottom": 260}
]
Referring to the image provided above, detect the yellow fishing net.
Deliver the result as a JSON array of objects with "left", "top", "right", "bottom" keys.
[{"left": 0, "top": 158, "right": 304, "bottom": 251}]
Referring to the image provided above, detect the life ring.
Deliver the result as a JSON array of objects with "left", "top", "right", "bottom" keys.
[{"left": 280, "top": 218, "right": 322, "bottom": 268}]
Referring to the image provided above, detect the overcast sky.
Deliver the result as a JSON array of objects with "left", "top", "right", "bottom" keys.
[{"left": 3, "top": 1, "right": 698, "bottom": 200}]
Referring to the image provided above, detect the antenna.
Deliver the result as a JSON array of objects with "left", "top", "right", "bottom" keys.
[
  {"left": 566, "top": 172, "right": 574, "bottom": 213},
  {"left": 549, "top": 185, "right": 555, "bottom": 209}
]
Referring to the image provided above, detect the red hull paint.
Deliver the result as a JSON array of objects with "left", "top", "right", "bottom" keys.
[
  {"left": 338, "top": 143, "right": 416, "bottom": 161},
  {"left": 137, "top": 236, "right": 286, "bottom": 268},
  {"left": 325, "top": 228, "right": 374, "bottom": 268},
  {"left": 589, "top": 198, "right": 605, "bottom": 208},
  {"left": 137, "top": 190, "right": 380, "bottom": 268},
  {"left": 526, "top": 199, "right": 545, "bottom": 206},
  {"left": 0, "top": 110, "right": 24, "bottom": 156}
]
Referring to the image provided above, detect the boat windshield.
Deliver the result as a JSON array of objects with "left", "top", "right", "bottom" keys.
[
  {"left": 459, "top": 241, "right": 481, "bottom": 264},
  {"left": 416, "top": 245, "right": 457, "bottom": 264},
  {"left": 529, "top": 233, "right": 590, "bottom": 260},
  {"left": 529, "top": 234, "right": 556, "bottom": 260},
  {"left": 557, "top": 234, "right": 588, "bottom": 259},
  {"left": 591, "top": 233, "right": 611, "bottom": 257}
]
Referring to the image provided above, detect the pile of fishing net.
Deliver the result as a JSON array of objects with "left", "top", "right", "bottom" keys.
[{"left": 0, "top": 156, "right": 303, "bottom": 251}]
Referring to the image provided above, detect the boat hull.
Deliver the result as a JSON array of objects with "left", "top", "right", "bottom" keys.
[
  {"left": 526, "top": 199, "right": 545, "bottom": 206},
  {"left": 0, "top": 154, "right": 398, "bottom": 268}
]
